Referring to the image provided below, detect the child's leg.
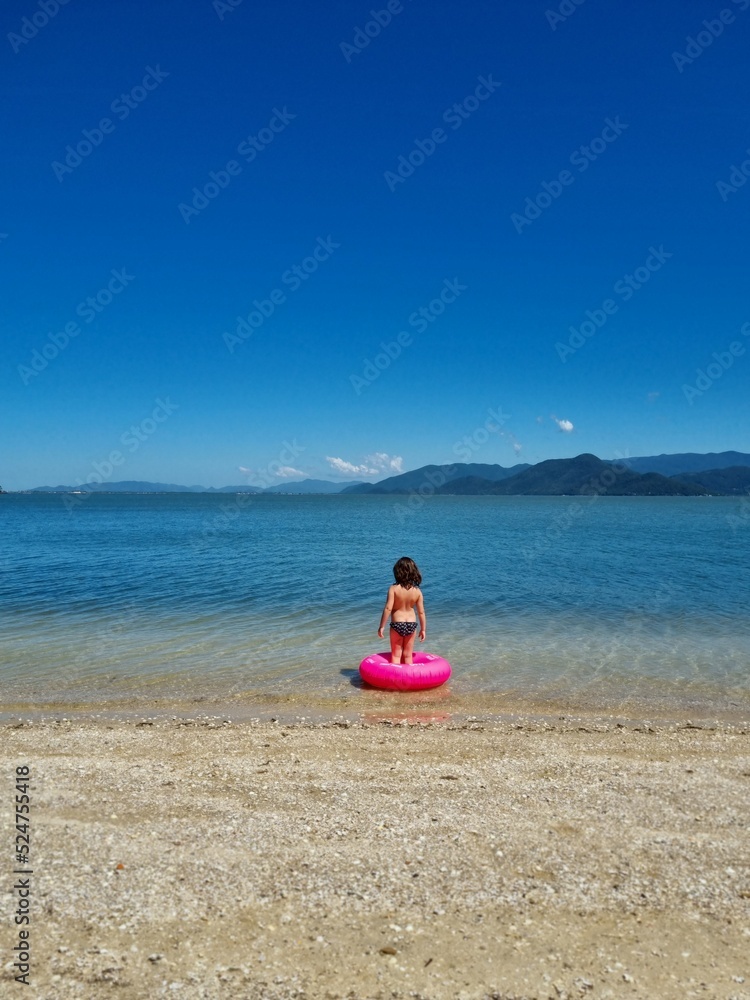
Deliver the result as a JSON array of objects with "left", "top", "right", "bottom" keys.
[
  {"left": 401, "top": 630, "right": 417, "bottom": 665},
  {"left": 388, "top": 627, "right": 404, "bottom": 666}
]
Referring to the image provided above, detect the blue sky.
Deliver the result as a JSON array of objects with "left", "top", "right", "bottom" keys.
[{"left": 2, "top": 0, "right": 749, "bottom": 489}]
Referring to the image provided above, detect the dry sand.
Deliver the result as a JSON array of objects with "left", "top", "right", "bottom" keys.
[{"left": 1, "top": 710, "right": 749, "bottom": 1000}]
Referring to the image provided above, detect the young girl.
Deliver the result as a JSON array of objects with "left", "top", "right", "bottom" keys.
[{"left": 377, "top": 557, "right": 426, "bottom": 665}]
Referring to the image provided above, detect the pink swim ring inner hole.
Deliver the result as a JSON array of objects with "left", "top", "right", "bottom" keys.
[{"left": 359, "top": 651, "right": 452, "bottom": 691}]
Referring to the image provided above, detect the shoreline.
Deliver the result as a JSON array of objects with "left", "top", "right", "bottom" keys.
[
  {"left": 1, "top": 686, "right": 749, "bottom": 731},
  {"left": 2, "top": 716, "right": 749, "bottom": 999}
]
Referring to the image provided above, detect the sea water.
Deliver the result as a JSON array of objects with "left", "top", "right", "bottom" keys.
[{"left": 1, "top": 492, "right": 749, "bottom": 716}]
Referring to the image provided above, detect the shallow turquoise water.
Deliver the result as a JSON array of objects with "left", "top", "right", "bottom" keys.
[{"left": 1, "top": 493, "right": 749, "bottom": 712}]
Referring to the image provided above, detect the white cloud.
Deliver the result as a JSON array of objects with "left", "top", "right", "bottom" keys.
[
  {"left": 326, "top": 457, "right": 368, "bottom": 475},
  {"left": 368, "top": 452, "right": 403, "bottom": 473},
  {"left": 647, "top": 391, "right": 660, "bottom": 402},
  {"left": 553, "top": 417, "right": 574, "bottom": 433},
  {"left": 326, "top": 453, "right": 403, "bottom": 478},
  {"left": 239, "top": 464, "right": 304, "bottom": 480},
  {"left": 498, "top": 428, "right": 523, "bottom": 455}
]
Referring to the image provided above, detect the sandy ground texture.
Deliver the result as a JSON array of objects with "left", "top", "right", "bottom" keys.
[{"left": 1, "top": 714, "right": 749, "bottom": 1000}]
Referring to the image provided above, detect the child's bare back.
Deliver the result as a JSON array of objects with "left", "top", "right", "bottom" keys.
[{"left": 389, "top": 583, "right": 422, "bottom": 621}]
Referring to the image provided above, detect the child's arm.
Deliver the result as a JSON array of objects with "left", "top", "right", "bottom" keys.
[
  {"left": 417, "top": 591, "right": 426, "bottom": 641},
  {"left": 377, "top": 586, "right": 394, "bottom": 639}
]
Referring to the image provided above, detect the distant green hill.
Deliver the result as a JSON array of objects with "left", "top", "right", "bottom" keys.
[
  {"left": 670, "top": 466, "right": 750, "bottom": 495},
  {"left": 27, "top": 480, "right": 359, "bottom": 494},
  {"left": 262, "top": 479, "right": 363, "bottom": 494},
  {"left": 437, "top": 454, "right": 708, "bottom": 496},
  {"left": 30, "top": 481, "right": 207, "bottom": 493},
  {"left": 342, "top": 462, "right": 529, "bottom": 494},
  {"left": 625, "top": 451, "right": 750, "bottom": 475}
]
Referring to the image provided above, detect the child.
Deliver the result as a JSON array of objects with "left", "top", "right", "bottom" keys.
[{"left": 377, "top": 557, "right": 426, "bottom": 665}]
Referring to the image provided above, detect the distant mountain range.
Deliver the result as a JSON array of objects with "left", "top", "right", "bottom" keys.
[
  {"left": 341, "top": 462, "right": 530, "bottom": 494},
  {"left": 20, "top": 451, "right": 750, "bottom": 496},
  {"left": 623, "top": 451, "right": 750, "bottom": 476},
  {"left": 28, "top": 480, "right": 257, "bottom": 494},
  {"left": 668, "top": 466, "right": 750, "bottom": 496},
  {"left": 262, "top": 478, "right": 362, "bottom": 494},
  {"left": 435, "top": 454, "right": 707, "bottom": 496},
  {"left": 345, "top": 451, "right": 750, "bottom": 496},
  {"left": 27, "top": 478, "right": 364, "bottom": 495}
]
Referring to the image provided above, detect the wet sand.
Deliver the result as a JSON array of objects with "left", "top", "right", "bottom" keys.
[{"left": 2, "top": 710, "right": 749, "bottom": 1000}]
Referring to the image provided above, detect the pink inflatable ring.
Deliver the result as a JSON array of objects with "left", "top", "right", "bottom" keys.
[{"left": 359, "top": 651, "right": 451, "bottom": 692}]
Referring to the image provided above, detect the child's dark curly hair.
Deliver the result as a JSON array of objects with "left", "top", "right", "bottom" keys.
[{"left": 393, "top": 556, "right": 421, "bottom": 589}]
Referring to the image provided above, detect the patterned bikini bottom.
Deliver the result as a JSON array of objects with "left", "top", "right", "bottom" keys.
[{"left": 390, "top": 621, "right": 418, "bottom": 637}]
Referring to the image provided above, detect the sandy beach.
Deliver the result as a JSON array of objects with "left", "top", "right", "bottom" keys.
[{"left": 2, "top": 710, "right": 749, "bottom": 1000}]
